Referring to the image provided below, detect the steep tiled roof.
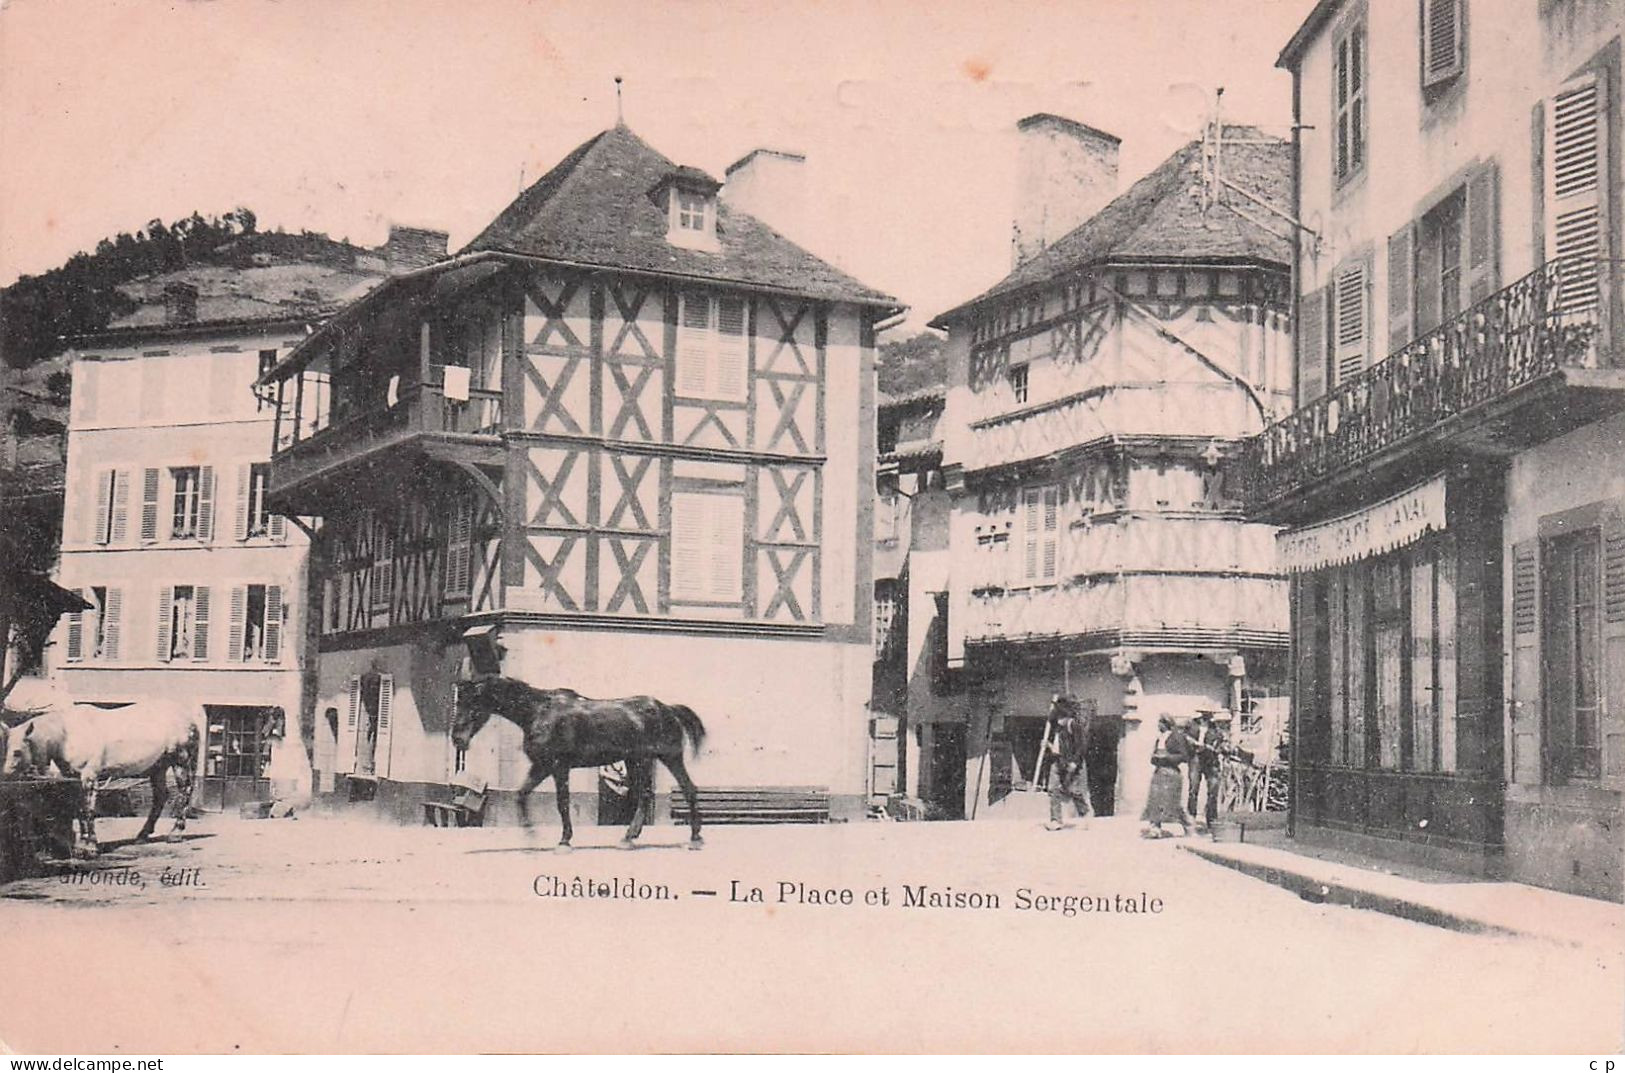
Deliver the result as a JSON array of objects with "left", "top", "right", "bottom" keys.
[
  {"left": 933, "top": 127, "right": 1292, "bottom": 326},
  {"left": 464, "top": 124, "right": 897, "bottom": 308}
]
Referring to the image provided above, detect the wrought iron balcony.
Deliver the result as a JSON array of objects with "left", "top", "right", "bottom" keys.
[{"left": 1241, "top": 258, "right": 1622, "bottom": 519}]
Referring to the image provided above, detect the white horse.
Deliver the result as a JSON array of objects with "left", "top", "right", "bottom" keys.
[{"left": 1, "top": 701, "right": 203, "bottom": 857}]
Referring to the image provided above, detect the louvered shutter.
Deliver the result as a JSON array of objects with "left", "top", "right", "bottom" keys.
[
  {"left": 375, "top": 674, "right": 394, "bottom": 779},
  {"left": 65, "top": 590, "right": 84, "bottom": 662},
  {"left": 671, "top": 494, "right": 704, "bottom": 601},
  {"left": 110, "top": 470, "right": 130, "bottom": 544},
  {"left": 93, "top": 470, "right": 113, "bottom": 545},
  {"left": 264, "top": 585, "right": 284, "bottom": 663},
  {"left": 270, "top": 510, "right": 287, "bottom": 543},
  {"left": 1421, "top": 0, "right": 1463, "bottom": 87},
  {"left": 1388, "top": 224, "right": 1416, "bottom": 351},
  {"left": 336, "top": 676, "right": 360, "bottom": 775},
  {"left": 102, "top": 588, "right": 122, "bottom": 661},
  {"left": 1602, "top": 508, "right": 1625, "bottom": 780},
  {"left": 707, "top": 495, "right": 744, "bottom": 601},
  {"left": 140, "top": 468, "right": 160, "bottom": 543},
  {"left": 716, "top": 297, "right": 747, "bottom": 401},
  {"left": 372, "top": 520, "right": 394, "bottom": 612},
  {"left": 234, "top": 466, "right": 251, "bottom": 541},
  {"left": 197, "top": 466, "right": 215, "bottom": 542},
  {"left": 1333, "top": 262, "right": 1369, "bottom": 386},
  {"left": 228, "top": 586, "right": 246, "bottom": 662},
  {"left": 445, "top": 502, "right": 472, "bottom": 596},
  {"left": 677, "top": 295, "right": 712, "bottom": 396},
  {"left": 1546, "top": 75, "right": 1605, "bottom": 314},
  {"left": 1509, "top": 539, "right": 1542, "bottom": 784},
  {"left": 1465, "top": 162, "right": 1500, "bottom": 304},
  {"left": 1042, "top": 487, "right": 1059, "bottom": 580},
  {"left": 1297, "top": 287, "right": 1328, "bottom": 405},
  {"left": 1023, "top": 490, "right": 1040, "bottom": 580},
  {"left": 155, "top": 585, "right": 173, "bottom": 662},
  {"left": 191, "top": 586, "right": 210, "bottom": 661}
]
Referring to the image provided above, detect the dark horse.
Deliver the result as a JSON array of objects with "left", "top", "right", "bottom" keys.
[{"left": 451, "top": 676, "right": 706, "bottom": 849}]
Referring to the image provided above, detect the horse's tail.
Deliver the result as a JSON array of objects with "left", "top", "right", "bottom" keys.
[{"left": 669, "top": 704, "right": 707, "bottom": 755}]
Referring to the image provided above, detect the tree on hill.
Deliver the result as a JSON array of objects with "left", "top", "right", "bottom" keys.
[
  {"left": 876, "top": 330, "right": 946, "bottom": 397},
  {"left": 0, "top": 207, "right": 261, "bottom": 369}
]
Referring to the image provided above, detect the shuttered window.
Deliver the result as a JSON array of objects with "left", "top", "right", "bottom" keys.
[
  {"left": 1545, "top": 75, "right": 1606, "bottom": 313},
  {"left": 1020, "top": 486, "right": 1060, "bottom": 583},
  {"left": 675, "top": 294, "right": 748, "bottom": 402},
  {"left": 169, "top": 466, "right": 214, "bottom": 540},
  {"left": 445, "top": 498, "right": 473, "bottom": 597},
  {"left": 1297, "top": 286, "right": 1328, "bottom": 405},
  {"left": 65, "top": 590, "right": 85, "bottom": 662},
  {"left": 91, "top": 470, "right": 124, "bottom": 545},
  {"left": 1333, "top": 18, "right": 1367, "bottom": 185},
  {"left": 371, "top": 518, "right": 394, "bottom": 613},
  {"left": 237, "top": 463, "right": 276, "bottom": 539},
  {"left": 228, "top": 583, "right": 285, "bottom": 663},
  {"left": 670, "top": 490, "right": 744, "bottom": 603},
  {"left": 140, "top": 468, "right": 161, "bottom": 543},
  {"left": 1421, "top": 0, "right": 1463, "bottom": 88},
  {"left": 157, "top": 584, "right": 208, "bottom": 662},
  {"left": 1332, "top": 262, "right": 1369, "bottom": 386},
  {"left": 1387, "top": 225, "right": 1415, "bottom": 351}
]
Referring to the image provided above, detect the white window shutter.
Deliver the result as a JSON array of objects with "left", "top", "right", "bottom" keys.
[
  {"left": 156, "top": 585, "right": 173, "bottom": 662},
  {"left": 706, "top": 495, "right": 743, "bottom": 601},
  {"left": 1023, "top": 490, "right": 1040, "bottom": 580},
  {"left": 102, "top": 588, "right": 122, "bottom": 661},
  {"left": 140, "top": 468, "right": 160, "bottom": 543},
  {"left": 1546, "top": 74, "right": 1605, "bottom": 313},
  {"left": 270, "top": 510, "right": 287, "bottom": 543},
  {"left": 197, "top": 466, "right": 216, "bottom": 542},
  {"left": 65, "top": 592, "right": 84, "bottom": 662},
  {"left": 94, "top": 470, "right": 113, "bottom": 545},
  {"left": 676, "top": 295, "right": 712, "bottom": 396},
  {"left": 110, "top": 470, "right": 130, "bottom": 544},
  {"left": 671, "top": 494, "right": 704, "bottom": 601},
  {"left": 264, "top": 585, "right": 284, "bottom": 663},
  {"left": 1465, "top": 162, "right": 1500, "bottom": 304},
  {"left": 228, "top": 586, "right": 246, "bottom": 662},
  {"left": 192, "top": 586, "right": 211, "bottom": 661},
  {"left": 375, "top": 674, "right": 395, "bottom": 778},
  {"left": 336, "top": 676, "right": 360, "bottom": 775},
  {"left": 1042, "top": 488, "right": 1059, "bottom": 580},
  {"left": 716, "top": 297, "right": 747, "bottom": 401},
  {"left": 1421, "top": 0, "right": 1462, "bottom": 87},
  {"left": 1333, "top": 263, "right": 1369, "bottom": 385},
  {"left": 234, "top": 465, "right": 251, "bottom": 541}
]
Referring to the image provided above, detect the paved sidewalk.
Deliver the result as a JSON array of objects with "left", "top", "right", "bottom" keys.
[{"left": 1182, "top": 835, "right": 1625, "bottom": 951}]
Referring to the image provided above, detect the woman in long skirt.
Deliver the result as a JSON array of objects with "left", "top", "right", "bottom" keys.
[{"left": 1141, "top": 715, "right": 1192, "bottom": 838}]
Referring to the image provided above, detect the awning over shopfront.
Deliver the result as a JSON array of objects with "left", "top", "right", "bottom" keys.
[{"left": 1276, "top": 476, "right": 1447, "bottom": 574}]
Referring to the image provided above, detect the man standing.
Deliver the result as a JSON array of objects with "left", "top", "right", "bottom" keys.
[
  {"left": 1044, "top": 696, "right": 1091, "bottom": 831},
  {"left": 1186, "top": 712, "right": 1225, "bottom": 830}
]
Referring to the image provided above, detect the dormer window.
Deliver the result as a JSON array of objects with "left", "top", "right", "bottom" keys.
[
  {"left": 652, "top": 166, "right": 722, "bottom": 253},
  {"left": 676, "top": 190, "right": 709, "bottom": 232}
]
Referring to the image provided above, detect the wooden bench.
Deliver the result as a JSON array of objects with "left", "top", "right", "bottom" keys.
[
  {"left": 421, "top": 775, "right": 489, "bottom": 828},
  {"left": 669, "top": 786, "right": 831, "bottom": 825}
]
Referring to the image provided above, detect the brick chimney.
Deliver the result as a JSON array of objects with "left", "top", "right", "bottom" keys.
[
  {"left": 722, "top": 148, "right": 817, "bottom": 254},
  {"left": 163, "top": 282, "right": 199, "bottom": 325},
  {"left": 1012, "top": 114, "right": 1121, "bottom": 267},
  {"left": 384, "top": 225, "right": 449, "bottom": 273}
]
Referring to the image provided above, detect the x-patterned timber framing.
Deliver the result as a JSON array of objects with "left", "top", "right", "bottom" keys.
[{"left": 511, "top": 272, "right": 830, "bottom": 625}]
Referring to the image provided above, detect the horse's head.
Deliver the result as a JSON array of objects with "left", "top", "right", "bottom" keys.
[
  {"left": 451, "top": 677, "right": 501, "bottom": 751},
  {"left": 1, "top": 720, "right": 43, "bottom": 777}
]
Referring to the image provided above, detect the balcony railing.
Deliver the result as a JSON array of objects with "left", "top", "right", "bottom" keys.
[
  {"left": 962, "top": 574, "right": 1288, "bottom": 648},
  {"left": 269, "top": 380, "right": 503, "bottom": 498},
  {"left": 1241, "top": 257, "right": 1613, "bottom": 510}
]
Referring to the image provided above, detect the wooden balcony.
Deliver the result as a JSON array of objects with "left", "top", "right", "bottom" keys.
[
  {"left": 1241, "top": 258, "right": 1625, "bottom": 524},
  {"left": 961, "top": 382, "right": 1259, "bottom": 476},
  {"left": 961, "top": 573, "right": 1288, "bottom": 652},
  {"left": 269, "top": 379, "right": 503, "bottom": 512}
]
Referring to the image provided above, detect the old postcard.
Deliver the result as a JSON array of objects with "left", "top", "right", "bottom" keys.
[{"left": 1, "top": 0, "right": 1622, "bottom": 1055}]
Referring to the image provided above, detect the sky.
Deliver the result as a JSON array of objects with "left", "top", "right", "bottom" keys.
[{"left": 0, "top": 0, "right": 1317, "bottom": 333}]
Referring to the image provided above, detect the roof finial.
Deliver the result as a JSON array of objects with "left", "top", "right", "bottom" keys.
[{"left": 614, "top": 76, "right": 625, "bottom": 127}]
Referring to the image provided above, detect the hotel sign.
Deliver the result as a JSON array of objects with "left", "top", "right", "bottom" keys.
[{"left": 1277, "top": 477, "right": 1448, "bottom": 574}]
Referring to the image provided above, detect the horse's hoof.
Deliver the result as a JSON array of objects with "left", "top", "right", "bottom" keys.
[
  {"left": 164, "top": 832, "right": 184, "bottom": 843},
  {"left": 618, "top": 838, "right": 638, "bottom": 849},
  {"left": 555, "top": 842, "right": 573, "bottom": 853},
  {"left": 134, "top": 832, "right": 153, "bottom": 844},
  {"left": 687, "top": 838, "right": 704, "bottom": 851}
]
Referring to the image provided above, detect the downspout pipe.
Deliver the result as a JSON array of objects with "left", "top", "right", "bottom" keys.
[{"left": 1286, "top": 59, "right": 1303, "bottom": 843}]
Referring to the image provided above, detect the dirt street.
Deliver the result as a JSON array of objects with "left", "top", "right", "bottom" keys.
[{"left": 1, "top": 812, "right": 1620, "bottom": 1053}]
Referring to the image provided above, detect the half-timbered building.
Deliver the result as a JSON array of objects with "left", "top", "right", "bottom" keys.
[
  {"left": 1250, "top": 0, "right": 1625, "bottom": 898},
  {"left": 261, "top": 124, "right": 899, "bottom": 821},
  {"left": 929, "top": 116, "right": 1295, "bottom": 820}
]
